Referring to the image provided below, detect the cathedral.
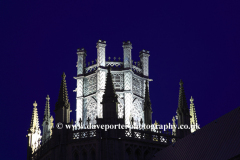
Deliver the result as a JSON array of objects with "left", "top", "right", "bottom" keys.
[{"left": 27, "top": 40, "right": 200, "bottom": 160}]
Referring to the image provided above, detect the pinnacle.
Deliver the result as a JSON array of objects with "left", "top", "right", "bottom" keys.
[
  {"left": 179, "top": 79, "right": 183, "bottom": 86},
  {"left": 44, "top": 95, "right": 50, "bottom": 121},
  {"left": 190, "top": 96, "right": 194, "bottom": 103},
  {"left": 101, "top": 66, "right": 118, "bottom": 103},
  {"left": 33, "top": 101, "right": 37, "bottom": 108},
  {"left": 55, "top": 73, "right": 70, "bottom": 110},
  {"left": 177, "top": 79, "right": 188, "bottom": 112},
  {"left": 62, "top": 72, "right": 66, "bottom": 79},
  {"left": 29, "top": 101, "right": 40, "bottom": 133},
  {"left": 144, "top": 80, "right": 152, "bottom": 110}
]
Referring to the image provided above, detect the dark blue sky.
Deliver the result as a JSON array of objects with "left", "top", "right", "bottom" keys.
[{"left": 1, "top": 0, "right": 240, "bottom": 159}]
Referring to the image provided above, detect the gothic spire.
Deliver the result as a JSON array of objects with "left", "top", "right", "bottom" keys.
[
  {"left": 190, "top": 96, "right": 199, "bottom": 133},
  {"left": 29, "top": 101, "right": 40, "bottom": 133},
  {"left": 55, "top": 72, "right": 70, "bottom": 110},
  {"left": 42, "top": 95, "right": 53, "bottom": 143},
  {"left": 144, "top": 80, "right": 152, "bottom": 111},
  {"left": 102, "top": 66, "right": 118, "bottom": 103},
  {"left": 27, "top": 101, "right": 41, "bottom": 158},
  {"left": 43, "top": 95, "right": 50, "bottom": 121},
  {"left": 176, "top": 79, "right": 191, "bottom": 137},
  {"left": 144, "top": 80, "right": 152, "bottom": 126},
  {"left": 177, "top": 79, "right": 188, "bottom": 113}
]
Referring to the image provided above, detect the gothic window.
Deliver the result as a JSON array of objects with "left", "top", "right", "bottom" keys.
[
  {"left": 134, "top": 149, "right": 141, "bottom": 160},
  {"left": 82, "top": 150, "right": 87, "bottom": 160},
  {"left": 84, "top": 75, "right": 97, "bottom": 96},
  {"left": 131, "top": 98, "right": 144, "bottom": 127},
  {"left": 90, "top": 150, "right": 96, "bottom": 160},
  {"left": 112, "top": 73, "right": 123, "bottom": 90},
  {"left": 117, "top": 94, "right": 124, "bottom": 118},
  {"left": 132, "top": 77, "right": 143, "bottom": 97},
  {"left": 84, "top": 98, "right": 97, "bottom": 125},
  {"left": 118, "top": 104, "right": 124, "bottom": 118},
  {"left": 125, "top": 148, "right": 131, "bottom": 160},
  {"left": 73, "top": 152, "right": 79, "bottom": 160}
]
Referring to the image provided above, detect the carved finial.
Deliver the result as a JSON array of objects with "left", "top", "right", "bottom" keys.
[
  {"left": 33, "top": 101, "right": 37, "bottom": 108},
  {"left": 114, "top": 57, "right": 116, "bottom": 61},
  {"left": 108, "top": 57, "right": 111, "bottom": 61},
  {"left": 88, "top": 62, "right": 90, "bottom": 66},
  {"left": 134, "top": 61, "right": 137, "bottom": 65},
  {"left": 46, "top": 95, "right": 50, "bottom": 101},
  {"left": 179, "top": 79, "right": 183, "bottom": 86},
  {"left": 172, "top": 116, "right": 176, "bottom": 122},
  {"left": 118, "top": 57, "right": 121, "bottom": 61},
  {"left": 190, "top": 96, "right": 194, "bottom": 103}
]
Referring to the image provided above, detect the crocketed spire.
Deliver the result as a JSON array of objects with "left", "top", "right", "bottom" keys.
[
  {"left": 101, "top": 66, "right": 118, "bottom": 104},
  {"left": 55, "top": 72, "right": 70, "bottom": 110},
  {"left": 144, "top": 80, "right": 152, "bottom": 110},
  {"left": 176, "top": 79, "right": 191, "bottom": 137},
  {"left": 43, "top": 95, "right": 50, "bottom": 121},
  {"left": 144, "top": 80, "right": 152, "bottom": 126},
  {"left": 29, "top": 101, "right": 40, "bottom": 133},
  {"left": 177, "top": 79, "right": 188, "bottom": 113},
  {"left": 190, "top": 96, "right": 199, "bottom": 133}
]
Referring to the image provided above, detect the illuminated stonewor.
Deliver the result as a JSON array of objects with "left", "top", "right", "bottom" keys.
[
  {"left": 189, "top": 96, "right": 200, "bottom": 133},
  {"left": 42, "top": 95, "right": 54, "bottom": 144},
  {"left": 26, "top": 40, "right": 200, "bottom": 160},
  {"left": 27, "top": 101, "right": 41, "bottom": 160},
  {"left": 75, "top": 40, "right": 150, "bottom": 126}
]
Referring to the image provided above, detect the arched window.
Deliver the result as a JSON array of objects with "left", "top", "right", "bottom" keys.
[
  {"left": 144, "top": 150, "right": 149, "bottom": 160},
  {"left": 82, "top": 150, "right": 87, "bottom": 160},
  {"left": 91, "top": 150, "right": 96, "bottom": 160},
  {"left": 134, "top": 149, "right": 141, "bottom": 160},
  {"left": 73, "top": 152, "right": 79, "bottom": 160},
  {"left": 125, "top": 148, "right": 131, "bottom": 160}
]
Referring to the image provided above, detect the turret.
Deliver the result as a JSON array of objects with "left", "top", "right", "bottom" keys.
[
  {"left": 176, "top": 80, "right": 191, "bottom": 138},
  {"left": 42, "top": 95, "right": 54, "bottom": 144},
  {"left": 123, "top": 41, "right": 132, "bottom": 69},
  {"left": 54, "top": 73, "right": 72, "bottom": 124},
  {"left": 76, "top": 48, "right": 86, "bottom": 125},
  {"left": 27, "top": 101, "right": 42, "bottom": 160},
  {"left": 76, "top": 48, "right": 87, "bottom": 75},
  {"left": 190, "top": 96, "right": 200, "bottom": 133},
  {"left": 96, "top": 39, "right": 106, "bottom": 67},
  {"left": 139, "top": 49, "right": 150, "bottom": 77},
  {"left": 144, "top": 80, "right": 152, "bottom": 126}
]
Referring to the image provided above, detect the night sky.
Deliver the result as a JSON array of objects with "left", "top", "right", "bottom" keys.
[{"left": 1, "top": 0, "right": 240, "bottom": 159}]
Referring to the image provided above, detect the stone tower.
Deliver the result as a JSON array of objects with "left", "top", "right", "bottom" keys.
[{"left": 75, "top": 40, "right": 151, "bottom": 126}]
